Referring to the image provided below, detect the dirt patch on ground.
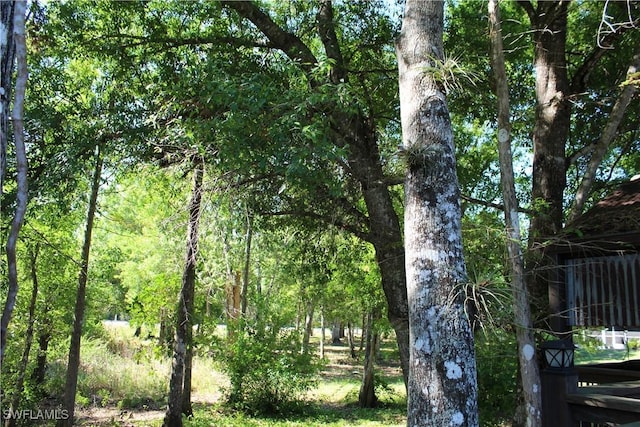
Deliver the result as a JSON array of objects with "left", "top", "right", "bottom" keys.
[{"left": 75, "top": 407, "right": 164, "bottom": 426}]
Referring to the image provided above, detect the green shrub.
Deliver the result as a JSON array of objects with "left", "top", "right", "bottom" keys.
[
  {"left": 475, "top": 331, "right": 518, "bottom": 427},
  {"left": 221, "top": 319, "right": 320, "bottom": 416}
]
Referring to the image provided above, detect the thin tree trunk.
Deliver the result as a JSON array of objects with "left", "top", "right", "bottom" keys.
[
  {"left": 397, "top": 1, "right": 479, "bottom": 425},
  {"left": 5, "top": 244, "right": 40, "bottom": 427},
  {"left": 59, "top": 146, "right": 103, "bottom": 427},
  {"left": 302, "top": 301, "right": 314, "bottom": 354},
  {"left": 240, "top": 209, "right": 252, "bottom": 317},
  {"left": 347, "top": 322, "right": 356, "bottom": 359},
  {"left": 489, "top": 1, "right": 542, "bottom": 425},
  {"left": 181, "top": 329, "right": 194, "bottom": 418},
  {"left": 567, "top": 48, "right": 640, "bottom": 223},
  {"left": 359, "top": 312, "right": 366, "bottom": 351},
  {"left": 358, "top": 311, "right": 380, "bottom": 408},
  {"left": 319, "top": 304, "right": 325, "bottom": 358},
  {"left": 1, "top": 0, "right": 28, "bottom": 363},
  {"left": 32, "top": 324, "right": 51, "bottom": 388},
  {"left": 164, "top": 161, "right": 203, "bottom": 427},
  {"left": 331, "top": 321, "right": 341, "bottom": 344}
]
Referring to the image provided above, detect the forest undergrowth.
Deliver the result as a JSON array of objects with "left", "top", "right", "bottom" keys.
[{"left": 62, "top": 322, "right": 407, "bottom": 427}]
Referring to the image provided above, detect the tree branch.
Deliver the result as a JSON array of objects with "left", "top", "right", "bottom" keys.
[
  {"left": 221, "top": 1, "right": 318, "bottom": 81},
  {"left": 570, "top": 27, "right": 633, "bottom": 95},
  {"left": 461, "top": 194, "right": 534, "bottom": 216},
  {"left": 316, "top": 0, "right": 346, "bottom": 84},
  {"left": 567, "top": 48, "right": 640, "bottom": 223},
  {"left": 94, "top": 33, "right": 275, "bottom": 51},
  {"left": 260, "top": 208, "right": 370, "bottom": 242},
  {"left": 515, "top": 0, "right": 536, "bottom": 22}
]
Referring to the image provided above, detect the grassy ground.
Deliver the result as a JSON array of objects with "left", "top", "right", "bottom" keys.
[
  {"left": 58, "top": 324, "right": 640, "bottom": 426},
  {"left": 575, "top": 347, "right": 640, "bottom": 365},
  {"left": 70, "top": 324, "right": 406, "bottom": 426}
]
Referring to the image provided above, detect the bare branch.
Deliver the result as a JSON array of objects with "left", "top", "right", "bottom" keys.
[{"left": 597, "top": 0, "right": 639, "bottom": 49}]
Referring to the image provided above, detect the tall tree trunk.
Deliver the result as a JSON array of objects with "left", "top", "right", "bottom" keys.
[
  {"left": 163, "top": 161, "right": 203, "bottom": 427},
  {"left": 1, "top": 0, "right": 28, "bottom": 363},
  {"left": 59, "top": 146, "right": 103, "bottom": 427},
  {"left": 337, "top": 119, "right": 410, "bottom": 386},
  {"left": 331, "top": 321, "right": 341, "bottom": 345},
  {"left": 488, "top": 1, "right": 542, "bottom": 425},
  {"left": 6, "top": 243, "right": 40, "bottom": 427},
  {"left": 0, "top": 0, "right": 16, "bottom": 192},
  {"left": 522, "top": 2, "right": 571, "bottom": 319},
  {"left": 397, "top": 1, "right": 479, "bottom": 425},
  {"left": 567, "top": 48, "right": 640, "bottom": 223},
  {"left": 358, "top": 310, "right": 380, "bottom": 408}
]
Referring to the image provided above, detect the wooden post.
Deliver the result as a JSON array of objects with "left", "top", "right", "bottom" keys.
[{"left": 541, "top": 368, "right": 578, "bottom": 427}]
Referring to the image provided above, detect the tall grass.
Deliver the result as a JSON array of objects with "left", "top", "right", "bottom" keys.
[{"left": 76, "top": 338, "right": 169, "bottom": 408}]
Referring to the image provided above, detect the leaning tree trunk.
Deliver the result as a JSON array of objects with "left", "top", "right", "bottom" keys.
[
  {"left": 1, "top": 0, "right": 28, "bottom": 363},
  {"left": 164, "top": 161, "right": 203, "bottom": 427},
  {"left": 59, "top": 146, "right": 103, "bottom": 427},
  {"left": 397, "top": 1, "right": 479, "bottom": 425},
  {"left": 489, "top": 1, "right": 542, "bottom": 425}
]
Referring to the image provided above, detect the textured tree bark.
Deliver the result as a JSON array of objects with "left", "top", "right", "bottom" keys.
[
  {"left": 59, "top": 147, "right": 103, "bottom": 427},
  {"left": 397, "top": 1, "right": 479, "bottom": 425},
  {"left": 488, "top": 1, "right": 542, "bottom": 425},
  {"left": 164, "top": 161, "right": 203, "bottom": 427},
  {"left": 1, "top": 0, "right": 28, "bottom": 363}
]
